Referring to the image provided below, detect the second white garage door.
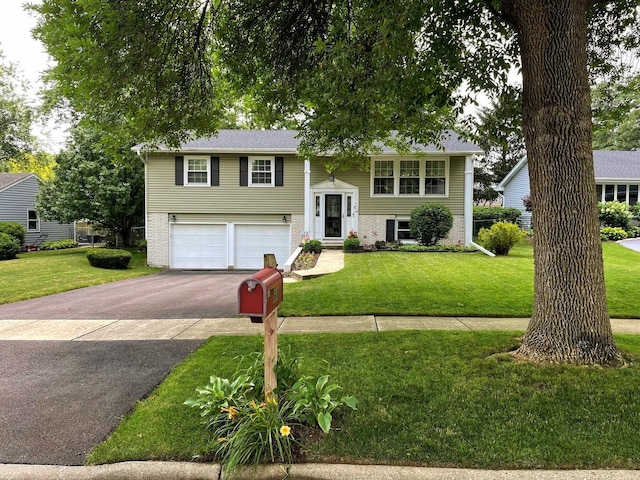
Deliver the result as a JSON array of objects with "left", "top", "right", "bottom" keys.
[{"left": 234, "top": 224, "right": 291, "bottom": 270}]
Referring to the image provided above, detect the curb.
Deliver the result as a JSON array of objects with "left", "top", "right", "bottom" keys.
[{"left": 3, "top": 462, "right": 640, "bottom": 480}]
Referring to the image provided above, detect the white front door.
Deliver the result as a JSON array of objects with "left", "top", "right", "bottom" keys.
[{"left": 312, "top": 186, "right": 358, "bottom": 241}]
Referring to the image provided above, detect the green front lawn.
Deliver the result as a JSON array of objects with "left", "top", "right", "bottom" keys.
[
  {"left": 281, "top": 241, "right": 640, "bottom": 318},
  {"left": 87, "top": 331, "right": 640, "bottom": 469},
  {"left": 0, "top": 248, "right": 160, "bottom": 304}
]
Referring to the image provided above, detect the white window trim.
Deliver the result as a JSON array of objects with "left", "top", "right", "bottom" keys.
[
  {"left": 370, "top": 156, "right": 449, "bottom": 197},
  {"left": 248, "top": 156, "right": 275, "bottom": 187},
  {"left": 184, "top": 155, "right": 211, "bottom": 186},
  {"left": 27, "top": 209, "right": 40, "bottom": 232},
  {"left": 596, "top": 182, "right": 640, "bottom": 205}
]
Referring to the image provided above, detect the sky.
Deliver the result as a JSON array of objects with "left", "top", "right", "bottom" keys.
[{"left": 0, "top": 0, "right": 68, "bottom": 152}]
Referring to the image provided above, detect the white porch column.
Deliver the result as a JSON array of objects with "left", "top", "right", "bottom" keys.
[{"left": 464, "top": 155, "right": 474, "bottom": 246}]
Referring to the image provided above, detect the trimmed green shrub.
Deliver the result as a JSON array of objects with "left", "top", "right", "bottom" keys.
[
  {"left": 0, "top": 232, "right": 21, "bottom": 260},
  {"left": 473, "top": 206, "right": 522, "bottom": 236},
  {"left": 409, "top": 203, "right": 453, "bottom": 246},
  {"left": 343, "top": 231, "right": 361, "bottom": 252},
  {"left": 343, "top": 237, "right": 361, "bottom": 252},
  {"left": 302, "top": 239, "right": 322, "bottom": 254},
  {"left": 600, "top": 227, "right": 628, "bottom": 241},
  {"left": 598, "top": 201, "right": 633, "bottom": 230},
  {"left": 477, "top": 221, "right": 525, "bottom": 255},
  {"left": 0, "top": 222, "right": 25, "bottom": 245},
  {"left": 86, "top": 248, "right": 132, "bottom": 269},
  {"left": 627, "top": 226, "right": 640, "bottom": 238},
  {"left": 40, "top": 239, "right": 79, "bottom": 250}
]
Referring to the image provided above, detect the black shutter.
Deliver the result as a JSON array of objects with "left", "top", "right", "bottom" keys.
[
  {"left": 275, "top": 156, "right": 284, "bottom": 186},
  {"left": 210, "top": 156, "right": 220, "bottom": 186},
  {"left": 239, "top": 157, "right": 248, "bottom": 186},
  {"left": 386, "top": 219, "right": 395, "bottom": 242},
  {"left": 175, "top": 156, "right": 184, "bottom": 185}
]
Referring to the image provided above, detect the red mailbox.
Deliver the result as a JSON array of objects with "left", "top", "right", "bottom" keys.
[{"left": 238, "top": 267, "right": 283, "bottom": 323}]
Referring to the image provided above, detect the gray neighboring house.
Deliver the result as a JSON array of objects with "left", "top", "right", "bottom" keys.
[
  {"left": 497, "top": 150, "right": 640, "bottom": 228},
  {"left": 0, "top": 172, "right": 74, "bottom": 247}
]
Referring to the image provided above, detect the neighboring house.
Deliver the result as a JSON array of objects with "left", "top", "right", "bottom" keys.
[
  {"left": 0, "top": 172, "right": 74, "bottom": 246},
  {"left": 497, "top": 150, "right": 640, "bottom": 228},
  {"left": 135, "top": 130, "right": 482, "bottom": 270}
]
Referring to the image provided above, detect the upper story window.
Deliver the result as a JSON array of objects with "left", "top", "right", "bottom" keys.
[
  {"left": 399, "top": 160, "right": 420, "bottom": 195},
  {"left": 425, "top": 160, "right": 447, "bottom": 195},
  {"left": 373, "top": 160, "right": 394, "bottom": 195},
  {"left": 185, "top": 156, "right": 210, "bottom": 186},
  {"left": 249, "top": 156, "right": 275, "bottom": 186},
  {"left": 27, "top": 210, "right": 40, "bottom": 232},
  {"left": 372, "top": 157, "right": 449, "bottom": 197}
]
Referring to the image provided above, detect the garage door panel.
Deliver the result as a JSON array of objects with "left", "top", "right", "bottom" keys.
[
  {"left": 171, "top": 224, "right": 228, "bottom": 269},
  {"left": 235, "top": 225, "right": 290, "bottom": 270}
]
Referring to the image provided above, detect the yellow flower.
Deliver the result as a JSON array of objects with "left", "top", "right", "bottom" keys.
[
  {"left": 221, "top": 406, "right": 238, "bottom": 419},
  {"left": 218, "top": 437, "right": 227, "bottom": 443},
  {"left": 280, "top": 425, "right": 291, "bottom": 437}
]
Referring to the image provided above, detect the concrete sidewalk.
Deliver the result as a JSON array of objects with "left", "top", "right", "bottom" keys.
[
  {"left": 1, "top": 315, "right": 639, "bottom": 340},
  {"left": 3, "top": 461, "right": 640, "bottom": 480}
]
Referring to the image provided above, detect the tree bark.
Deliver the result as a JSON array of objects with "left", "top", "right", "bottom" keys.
[{"left": 505, "top": 0, "right": 623, "bottom": 365}]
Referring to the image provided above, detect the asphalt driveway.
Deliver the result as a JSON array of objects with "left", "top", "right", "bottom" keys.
[
  {"left": 0, "top": 270, "right": 251, "bottom": 320},
  {"left": 0, "top": 339, "right": 202, "bottom": 465},
  {"left": 0, "top": 271, "right": 251, "bottom": 466}
]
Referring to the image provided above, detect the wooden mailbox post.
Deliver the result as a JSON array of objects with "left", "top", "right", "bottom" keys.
[{"left": 237, "top": 254, "right": 282, "bottom": 399}]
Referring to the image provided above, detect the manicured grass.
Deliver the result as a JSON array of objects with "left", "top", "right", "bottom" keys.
[
  {"left": 0, "top": 248, "right": 160, "bottom": 304},
  {"left": 281, "top": 241, "right": 640, "bottom": 318},
  {"left": 87, "top": 331, "right": 640, "bottom": 469}
]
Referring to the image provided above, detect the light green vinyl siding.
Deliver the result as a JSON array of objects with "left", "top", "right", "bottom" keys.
[
  {"left": 309, "top": 156, "right": 465, "bottom": 215},
  {"left": 146, "top": 153, "right": 305, "bottom": 214}
]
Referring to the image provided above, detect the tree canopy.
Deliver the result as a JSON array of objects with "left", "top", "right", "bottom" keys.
[
  {"left": 468, "top": 85, "right": 525, "bottom": 203},
  {"left": 36, "top": 127, "right": 145, "bottom": 246},
  {"left": 592, "top": 74, "right": 640, "bottom": 150},
  {"left": 0, "top": 50, "right": 36, "bottom": 167}
]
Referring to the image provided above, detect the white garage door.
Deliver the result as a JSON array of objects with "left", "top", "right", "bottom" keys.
[
  {"left": 171, "top": 224, "right": 228, "bottom": 269},
  {"left": 234, "top": 224, "right": 291, "bottom": 270}
]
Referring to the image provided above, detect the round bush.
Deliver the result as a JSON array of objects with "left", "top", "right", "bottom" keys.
[
  {"left": 302, "top": 240, "right": 322, "bottom": 254},
  {"left": 0, "top": 222, "right": 25, "bottom": 245},
  {"left": 409, "top": 203, "right": 453, "bottom": 246},
  {"left": 598, "top": 201, "right": 633, "bottom": 230},
  {"left": 477, "top": 221, "right": 525, "bottom": 255},
  {"left": 86, "top": 248, "right": 132, "bottom": 269},
  {"left": 343, "top": 237, "right": 361, "bottom": 252},
  {"left": 0, "top": 232, "right": 21, "bottom": 260}
]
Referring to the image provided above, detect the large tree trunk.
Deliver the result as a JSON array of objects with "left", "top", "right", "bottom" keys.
[{"left": 506, "top": 0, "right": 623, "bottom": 365}]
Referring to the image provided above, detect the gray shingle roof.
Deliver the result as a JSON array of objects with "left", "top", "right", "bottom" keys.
[
  {"left": 594, "top": 150, "right": 640, "bottom": 180},
  {"left": 140, "top": 129, "right": 482, "bottom": 155},
  {"left": 0, "top": 172, "right": 34, "bottom": 192}
]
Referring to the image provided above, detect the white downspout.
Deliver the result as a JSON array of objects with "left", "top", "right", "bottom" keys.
[
  {"left": 464, "top": 155, "right": 474, "bottom": 246},
  {"left": 304, "top": 159, "right": 311, "bottom": 234},
  {"left": 465, "top": 155, "right": 495, "bottom": 257}
]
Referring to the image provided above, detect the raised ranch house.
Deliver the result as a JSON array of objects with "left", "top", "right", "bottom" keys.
[
  {"left": 135, "top": 130, "right": 482, "bottom": 270},
  {"left": 497, "top": 150, "right": 640, "bottom": 228},
  {"left": 0, "top": 172, "right": 73, "bottom": 247}
]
